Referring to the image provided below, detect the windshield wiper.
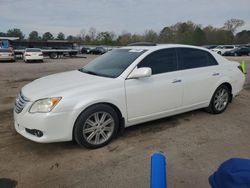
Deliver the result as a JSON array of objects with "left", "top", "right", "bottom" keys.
[
  {"left": 79, "top": 69, "right": 98, "bottom": 76},
  {"left": 79, "top": 68, "right": 115, "bottom": 78}
]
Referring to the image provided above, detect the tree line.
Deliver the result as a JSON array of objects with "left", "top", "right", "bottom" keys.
[{"left": 1, "top": 19, "right": 250, "bottom": 46}]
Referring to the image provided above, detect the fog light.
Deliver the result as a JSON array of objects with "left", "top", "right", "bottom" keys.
[{"left": 25, "top": 128, "right": 43, "bottom": 137}]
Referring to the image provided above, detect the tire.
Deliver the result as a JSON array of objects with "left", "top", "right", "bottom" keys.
[
  {"left": 74, "top": 104, "right": 119, "bottom": 149},
  {"left": 50, "top": 53, "right": 58, "bottom": 59},
  {"left": 206, "top": 85, "right": 231, "bottom": 114},
  {"left": 218, "top": 51, "right": 221, "bottom": 55}
]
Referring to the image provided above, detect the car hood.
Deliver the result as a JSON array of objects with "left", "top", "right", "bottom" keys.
[{"left": 22, "top": 70, "right": 112, "bottom": 101}]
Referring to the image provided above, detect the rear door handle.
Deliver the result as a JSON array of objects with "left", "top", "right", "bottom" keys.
[
  {"left": 212, "top": 73, "right": 220, "bottom": 76},
  {"left": 172, "top": 79, "right": 182, "bottom": 83}
]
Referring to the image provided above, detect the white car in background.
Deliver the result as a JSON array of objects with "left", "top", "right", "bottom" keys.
[
  {"left": 211, "top": 45, "right": 237, "bottom": 55},
  {"left": 23, "top": 48, "right": 43, "bottom": 63},
  {"left": 14, "top": 44, "right": 245, "bottom": 148},
  {"left": 0, "top": 48, "right": 15, "bottom": 62}
]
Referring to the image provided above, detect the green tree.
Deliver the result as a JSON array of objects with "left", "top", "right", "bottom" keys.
[
  {"left": 144, "top": 29, "right": 158, "bottom": 42},
  {"left": 7, "top": 28, "right": 25, "bottom": 39},
  {"left": 42, "top": 32, "right": 54, "bottom": 40},
  {"left": 192, "top": 27, "right": 206, "bottom": 45},
  {"left": 159, "top": 27, "right": 174, "bottom": 43},
  {"left": 0, "top": 32, "right": 7, "bottom": 37},
  {"left": 131, "top": 34, "right": 144, "bottom": 43},
  {"left": 96, "top": 31, "right": 115, "bottom": 45},
  {"left": 84, "top": 35, "right": 91, "bottom": 43},
  {"left": 28, "top": 31, "right": 39, "bottom": 40},
  {"left": 175, "top": 22, "right": 196, "bottom": 44},
  {"left": 235, "top": 30, "right": 250, "bottom": 44},
  {"left": 117, "top": 32, "right": 132, "bottom": 46},
  {"left": 56, "top": 32, "right": 65, "bottom": 40},
  {"left": 67, "top": 35, "right": 74, "bottom": 41}
]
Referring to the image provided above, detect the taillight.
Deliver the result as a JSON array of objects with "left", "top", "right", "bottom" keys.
[
  {"left": 238, "top": 65, "right": 246, "bottom": 74},
  {"left": 25, "top": 53, "right": 31, "bottom": 56},
  {"left": 39, "top": 53, "right": 43, "bottom": 56}
]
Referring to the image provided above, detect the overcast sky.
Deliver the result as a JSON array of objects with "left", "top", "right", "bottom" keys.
[{"left": 0, "top": 0, "right": 250, "bottom": 36}]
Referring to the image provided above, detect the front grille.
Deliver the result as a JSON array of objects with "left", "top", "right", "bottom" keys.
[{"left": 15, "top": 92, "right": 29, "bottom": 113}]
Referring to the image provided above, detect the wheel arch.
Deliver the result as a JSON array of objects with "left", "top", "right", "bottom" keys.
[
  {"left": 72, "top": 102, "right": 125, "bottom": 141},
  {"left": 213, "top": 82, "right": 233, "bottom": 103}
]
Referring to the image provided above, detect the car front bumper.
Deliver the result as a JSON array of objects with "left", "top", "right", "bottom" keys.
[
  {"left": 14, "top": 108, "right": 74, "bottom": 143},
  {"left": 25, "top": 56, "right": 43, "bottom": 60}
]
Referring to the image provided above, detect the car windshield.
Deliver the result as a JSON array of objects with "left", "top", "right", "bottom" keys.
[
  {"left": 0, "top": 48, "right": 11, "bottom": 52},
  {"left": 79, "top": 49, "right": 146, "bottom": 78},
  {"left": 26, "top": 48, "right": 41, "bottom": 52}
]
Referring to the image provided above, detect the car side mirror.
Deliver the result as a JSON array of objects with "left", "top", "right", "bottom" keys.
[{"left": 128, "top": 67, "right": 152, "bottom": 79}]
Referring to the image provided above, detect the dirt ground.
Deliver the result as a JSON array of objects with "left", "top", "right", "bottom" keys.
[{"left": 0, "top": 55, "right": 249, "bottom": 188}]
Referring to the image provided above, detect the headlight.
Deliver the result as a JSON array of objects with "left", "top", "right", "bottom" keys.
[{"left": 29, "top": 97, "right": 61, "bottom": 113}]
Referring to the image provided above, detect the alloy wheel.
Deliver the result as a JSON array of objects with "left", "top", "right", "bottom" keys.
[
  {"left": 82, "top": 112, "right": 115, "bottom": 145},
  {"left": 213, "top": 88, "right": 229, "bottom": 112}
]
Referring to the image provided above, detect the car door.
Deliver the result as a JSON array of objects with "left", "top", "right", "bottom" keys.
[
  {"left": 241, "top": 48, "right": 249, "bottom": 56},
  {"left": 176, "top": 48, "right": 220, "bottom": 108},
  {"left": 125, "top": 48, "right": 183, "bottom": 123}
]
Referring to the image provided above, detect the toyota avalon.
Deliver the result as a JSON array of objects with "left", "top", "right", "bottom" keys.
[{"left": 14, "top": 44, "right": 245, "bottom": 148}]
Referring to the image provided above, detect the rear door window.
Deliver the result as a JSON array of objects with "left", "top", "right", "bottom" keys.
[{"left": 177, "top": 48, "right": 218, "bottom": 70}]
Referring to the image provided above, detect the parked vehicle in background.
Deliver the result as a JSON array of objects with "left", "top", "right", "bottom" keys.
[
  {"left": 211, "top": 45, "right": 237, "bottom": 55},
  {"left": 90, "top": 47, "right": 107, "bottom": 55},
  {"left": 202, "top": 45, "right": 218, "bottom": 50},
  {"left": 224, "top": 47, "right": 250, "bottom": 56},
  {"left": 81, "top": 47, "right": 91, "bottom": 54},
  {"left": 23, "top": 48, "right": 43, "bottom": 63},
  {"left": 14, "top": 44, "right": 245, "bottom": 148},
  {"left": 0, "top": 48, "right": 15, "bottom": 62}
]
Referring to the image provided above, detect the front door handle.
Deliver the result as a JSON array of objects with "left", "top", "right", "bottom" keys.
[
  {"left": 212, "top": 73, "right": 220, "bottom": 76},
  {"left": 172, "top": 79, "right": 182, "bottom": 83}
]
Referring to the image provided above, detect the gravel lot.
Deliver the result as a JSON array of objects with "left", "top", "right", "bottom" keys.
[{"left": 0, "top": 55, "right": 250, "bottom": 188}]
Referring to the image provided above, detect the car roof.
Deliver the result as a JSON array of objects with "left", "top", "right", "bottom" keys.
[{"left": 121, "top": 44, "right": 209, "bottom": 51}]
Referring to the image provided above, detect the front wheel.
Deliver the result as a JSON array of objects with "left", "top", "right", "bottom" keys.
[
  {"left": 74, "top": 104, "right": 119, "bottom": 149},
  {"left": 206, "top": 85, "right": 230, "bottom": 114}
]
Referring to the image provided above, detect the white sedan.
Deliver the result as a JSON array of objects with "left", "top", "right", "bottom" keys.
[
  {"left": 14, "top": 44, "right": 245, "bottom": 148},
  {"left": 211, "top": 45, "right": 237, "bottom": 55},
  {"left": 23, "top": 48, "right": 43, "bottom": 62}
]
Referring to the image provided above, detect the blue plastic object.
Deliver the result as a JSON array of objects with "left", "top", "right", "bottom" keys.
[
  {"left": 1, "top": 40, "right": 10, "bottom": 48},
  {"left": 151, "top": 152, "right": 167, "bottom": 188},
  {"left": 209, "top": 158, "right": 250, "bottom": 188}
]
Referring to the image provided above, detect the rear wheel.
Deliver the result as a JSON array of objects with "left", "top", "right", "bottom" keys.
[
  {"left": 50, "top": 53, "right": 58, "bottom": 59},
  {"left": 74, "top": 104, "right": 119, "bottom": 149},
  {"left": 206, "top": 85, "right": 230, "bottom": 114}
]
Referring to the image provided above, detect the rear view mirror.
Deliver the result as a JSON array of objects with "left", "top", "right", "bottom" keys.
[{"left": 128, "top": 67, "right": 152, "bottom": 79}]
